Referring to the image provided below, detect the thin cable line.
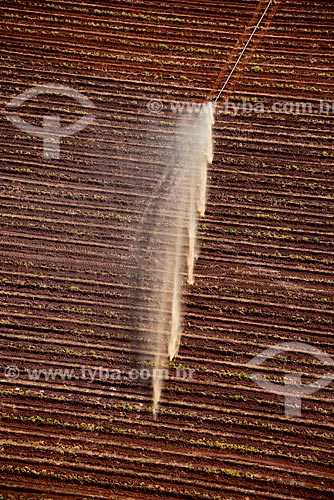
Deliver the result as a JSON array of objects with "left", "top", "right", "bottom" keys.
[{"left": 214, "top": 0, "right": 274, "bottom": 103}]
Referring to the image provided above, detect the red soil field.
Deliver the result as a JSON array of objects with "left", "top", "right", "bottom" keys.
[{"left": 0, "top": 0, "right": 333, "bottom": 498}]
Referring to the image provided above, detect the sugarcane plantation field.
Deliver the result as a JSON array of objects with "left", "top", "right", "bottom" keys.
[{"left": 0, "top": 1, "right": 334, "bottom": 498}]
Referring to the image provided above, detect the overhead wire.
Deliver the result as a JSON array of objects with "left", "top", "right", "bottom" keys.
[{"left": 214, "top": 0, "right": 274, "bottom": 103}]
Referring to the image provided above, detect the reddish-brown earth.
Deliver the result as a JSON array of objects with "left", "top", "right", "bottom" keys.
[{"left": 0, "top": 0, "right": 334, "bottom": 498}]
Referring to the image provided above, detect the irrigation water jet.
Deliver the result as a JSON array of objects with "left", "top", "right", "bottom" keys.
[{"left": 137, "top": 102, "right": 214, "bottom": 417}]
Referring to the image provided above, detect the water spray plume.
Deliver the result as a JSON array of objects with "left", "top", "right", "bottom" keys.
[
  {"left": 169, "top": 246, "right": 182, "bottom": 360},
  {"left": 137, "top": 102, "right": 214, "bottom": 417},
  {"left": 169, "top": 291, "right": 181, "bottom": 360},
  {"left": 189, "top": 103, "right": 215, "bottom": 283}
]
